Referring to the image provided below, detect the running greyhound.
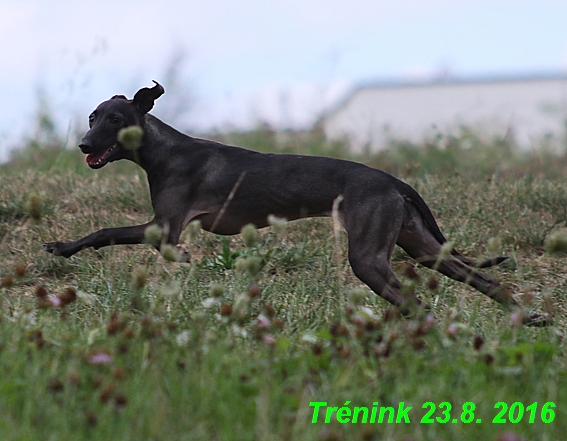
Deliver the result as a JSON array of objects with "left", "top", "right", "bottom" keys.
[{"left": 44, "top": 81, "right": 549, "bottom": 326}]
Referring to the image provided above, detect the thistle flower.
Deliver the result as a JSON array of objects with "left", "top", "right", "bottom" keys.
[
  {"left": 117, "top": 125, "right": 144, "bottom": 151},
  {"left": 402, "top": 264, "right": 420, "bottom": 280},
  {"left": 220, "top": 303, "right": 233, "bottom": 317},
  {"left": 1, "top": 276, "right": 13, "bottom": 287},
  {"left": 58, "top": 287, "right": 77, "bottom": 306},
  {"left": 247, "top": 283, "right": 261, "bottom": 299},
  {"left": 262, "top": 303, "right": 275, "bottom": 318},
  {"left": 473, "top": 335, "right": 484, "bottom": 350},
  {"left": 256, "top": 314, "right": 271, "bottom": 329},
  {"left": 426, "top": 276, "right": 439, "bottom": 291},
  {"left": 35, "top": 286, "right": 50, "bottom": 309},
  {"left": 107, "top": 312, "right": 126, "bottom": 335},
  {"left": 14, "top": 263, "right": 27, "bottom": 278},
  {"left": 263, "top": 334, "right": 276, "bottom": 346},
  {"left": 87, "top": 352, "right": 113, "bottom": 365}
]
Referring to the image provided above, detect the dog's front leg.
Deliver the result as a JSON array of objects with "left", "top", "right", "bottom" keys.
[{"left": 44, "top": 222, "right": 154, "bottom": 258}]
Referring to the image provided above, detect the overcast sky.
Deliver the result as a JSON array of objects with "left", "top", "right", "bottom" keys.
[{"left": 1, "top": 0, "right": 567, "bottom": 160}]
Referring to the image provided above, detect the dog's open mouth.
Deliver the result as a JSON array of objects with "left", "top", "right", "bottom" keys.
[{"left": 86, "top": 144, "right": 118, "bottom": 169}]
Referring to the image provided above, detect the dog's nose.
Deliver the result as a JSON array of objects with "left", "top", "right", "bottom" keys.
[{"left": 79, "top": 142, "right": 93, "bottom": 154}]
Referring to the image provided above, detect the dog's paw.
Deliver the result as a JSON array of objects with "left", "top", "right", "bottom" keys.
[
  {"left": 177, "top": 249, "right": 191, "bottom": 263},
  {"left": 44, "top": 242, "right": 62, "bottom": 256},
  {"left": 523, "top": 311, "right": 553, "bottom": 327},
  {"left": 43, "top": 241, "right": 74, "bottom": 258}
]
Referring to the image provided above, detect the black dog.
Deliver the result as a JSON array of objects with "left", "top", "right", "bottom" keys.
[{"left": 44, "top": 81, "right": 549, "bottom": 325}]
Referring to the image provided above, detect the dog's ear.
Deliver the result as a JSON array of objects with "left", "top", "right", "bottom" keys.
[{"left": 132, "top": 81, "right": 165, "bottom": 114}]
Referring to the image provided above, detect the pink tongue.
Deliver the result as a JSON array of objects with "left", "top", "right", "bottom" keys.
[{"left": 86, "top": 150, "right": 106, "bottom": 165}]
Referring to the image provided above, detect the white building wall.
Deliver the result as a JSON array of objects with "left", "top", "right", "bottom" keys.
[{"left": 323, "top": 75, "right": 567, "bottom": 151}]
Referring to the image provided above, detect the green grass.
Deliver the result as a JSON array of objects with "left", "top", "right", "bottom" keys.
[{"left": 1, "top": 131, "right": 567, "bottom": 440}]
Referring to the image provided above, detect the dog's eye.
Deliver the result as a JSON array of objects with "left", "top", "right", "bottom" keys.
[
  {"left": 111, "top": 117, "right": 122, "bottom": 125},
  {"left": 88, "top": 114, "right": 95, "bottom": 127}
]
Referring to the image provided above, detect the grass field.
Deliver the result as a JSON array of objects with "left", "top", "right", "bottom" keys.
[{"left": 1, "top": 129, "right": 567, "bottom": 440}]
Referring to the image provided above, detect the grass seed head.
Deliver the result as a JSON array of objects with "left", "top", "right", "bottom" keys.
[
  {"left": 176, "top": 330, "right": 191, "bottom": 347},
  {"left": 241, "top": 223, "right": 259, "bottom": 248},
  {"left": 185, "top": 219, "right": 202, "bottom": 242},
  {"left": 234, "top": 294, "right": 250, "bottom": 319},
  {"left": 347, "top": 288, "right": 368, "bottom": 306},
  {"left": 210, "top": 283, "right": 225, "bottom": 298},
  {"left": 439, "top": 241, "right": 453, "bottom": 259},
  {"left": 144, "top": 224, "right": 163, "bottom": 246},
  {"left": 160, "top": 244, "right": 179, "bottom": 262},
  {"left": 487, "top": 236, "right": 503, "bottom": 253},
  {"left": 267, "top": 214, "right": 287, "bottom": 234},
  {"left": 131, "top": 266, "right": 148, "bottom": 290},
  {"left": 543, "top": 291, "right": 554, "bottom": 315},
  {"left": 544, "top": 228, "right": 567, "bottom": 255},
  {"left": 25, "top": 192, "right": 43, "bottom": 221},
  {"left": 236, "top": 256, "right": 263, "bottom": 276},
  {"left": 117, "top": 125, "right": 144, "bottom": 150},
  {"left": 509, "top": 310, "right": 524, "bottom": 327}
]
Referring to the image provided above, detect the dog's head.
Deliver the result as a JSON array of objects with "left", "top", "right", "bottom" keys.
[{"left": 79, "top": 81, "right": 164, "bottom": 169}]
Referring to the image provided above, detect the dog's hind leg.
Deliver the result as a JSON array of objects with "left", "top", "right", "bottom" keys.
[
  {"left": 395, "top": 204, "right": 518, "bottom": 308},
  {"left": 343, "top": 197, "right": 424, "bottom": 316},
  {"left": 396, "top": 204, "right": 552, "bottom": 326}
]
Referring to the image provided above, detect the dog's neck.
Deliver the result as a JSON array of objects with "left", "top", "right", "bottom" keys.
[{"left": 135, "top": 114, "right": 195, "bottom": 175}]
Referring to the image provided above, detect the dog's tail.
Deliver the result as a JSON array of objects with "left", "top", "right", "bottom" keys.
[{"left": 398, "top": 181, "right": 508, "bottom": 268}]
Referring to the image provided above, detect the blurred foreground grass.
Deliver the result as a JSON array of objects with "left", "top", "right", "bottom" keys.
[{"left": 1, "top": 127, "right": 567, "bottom": 440}]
